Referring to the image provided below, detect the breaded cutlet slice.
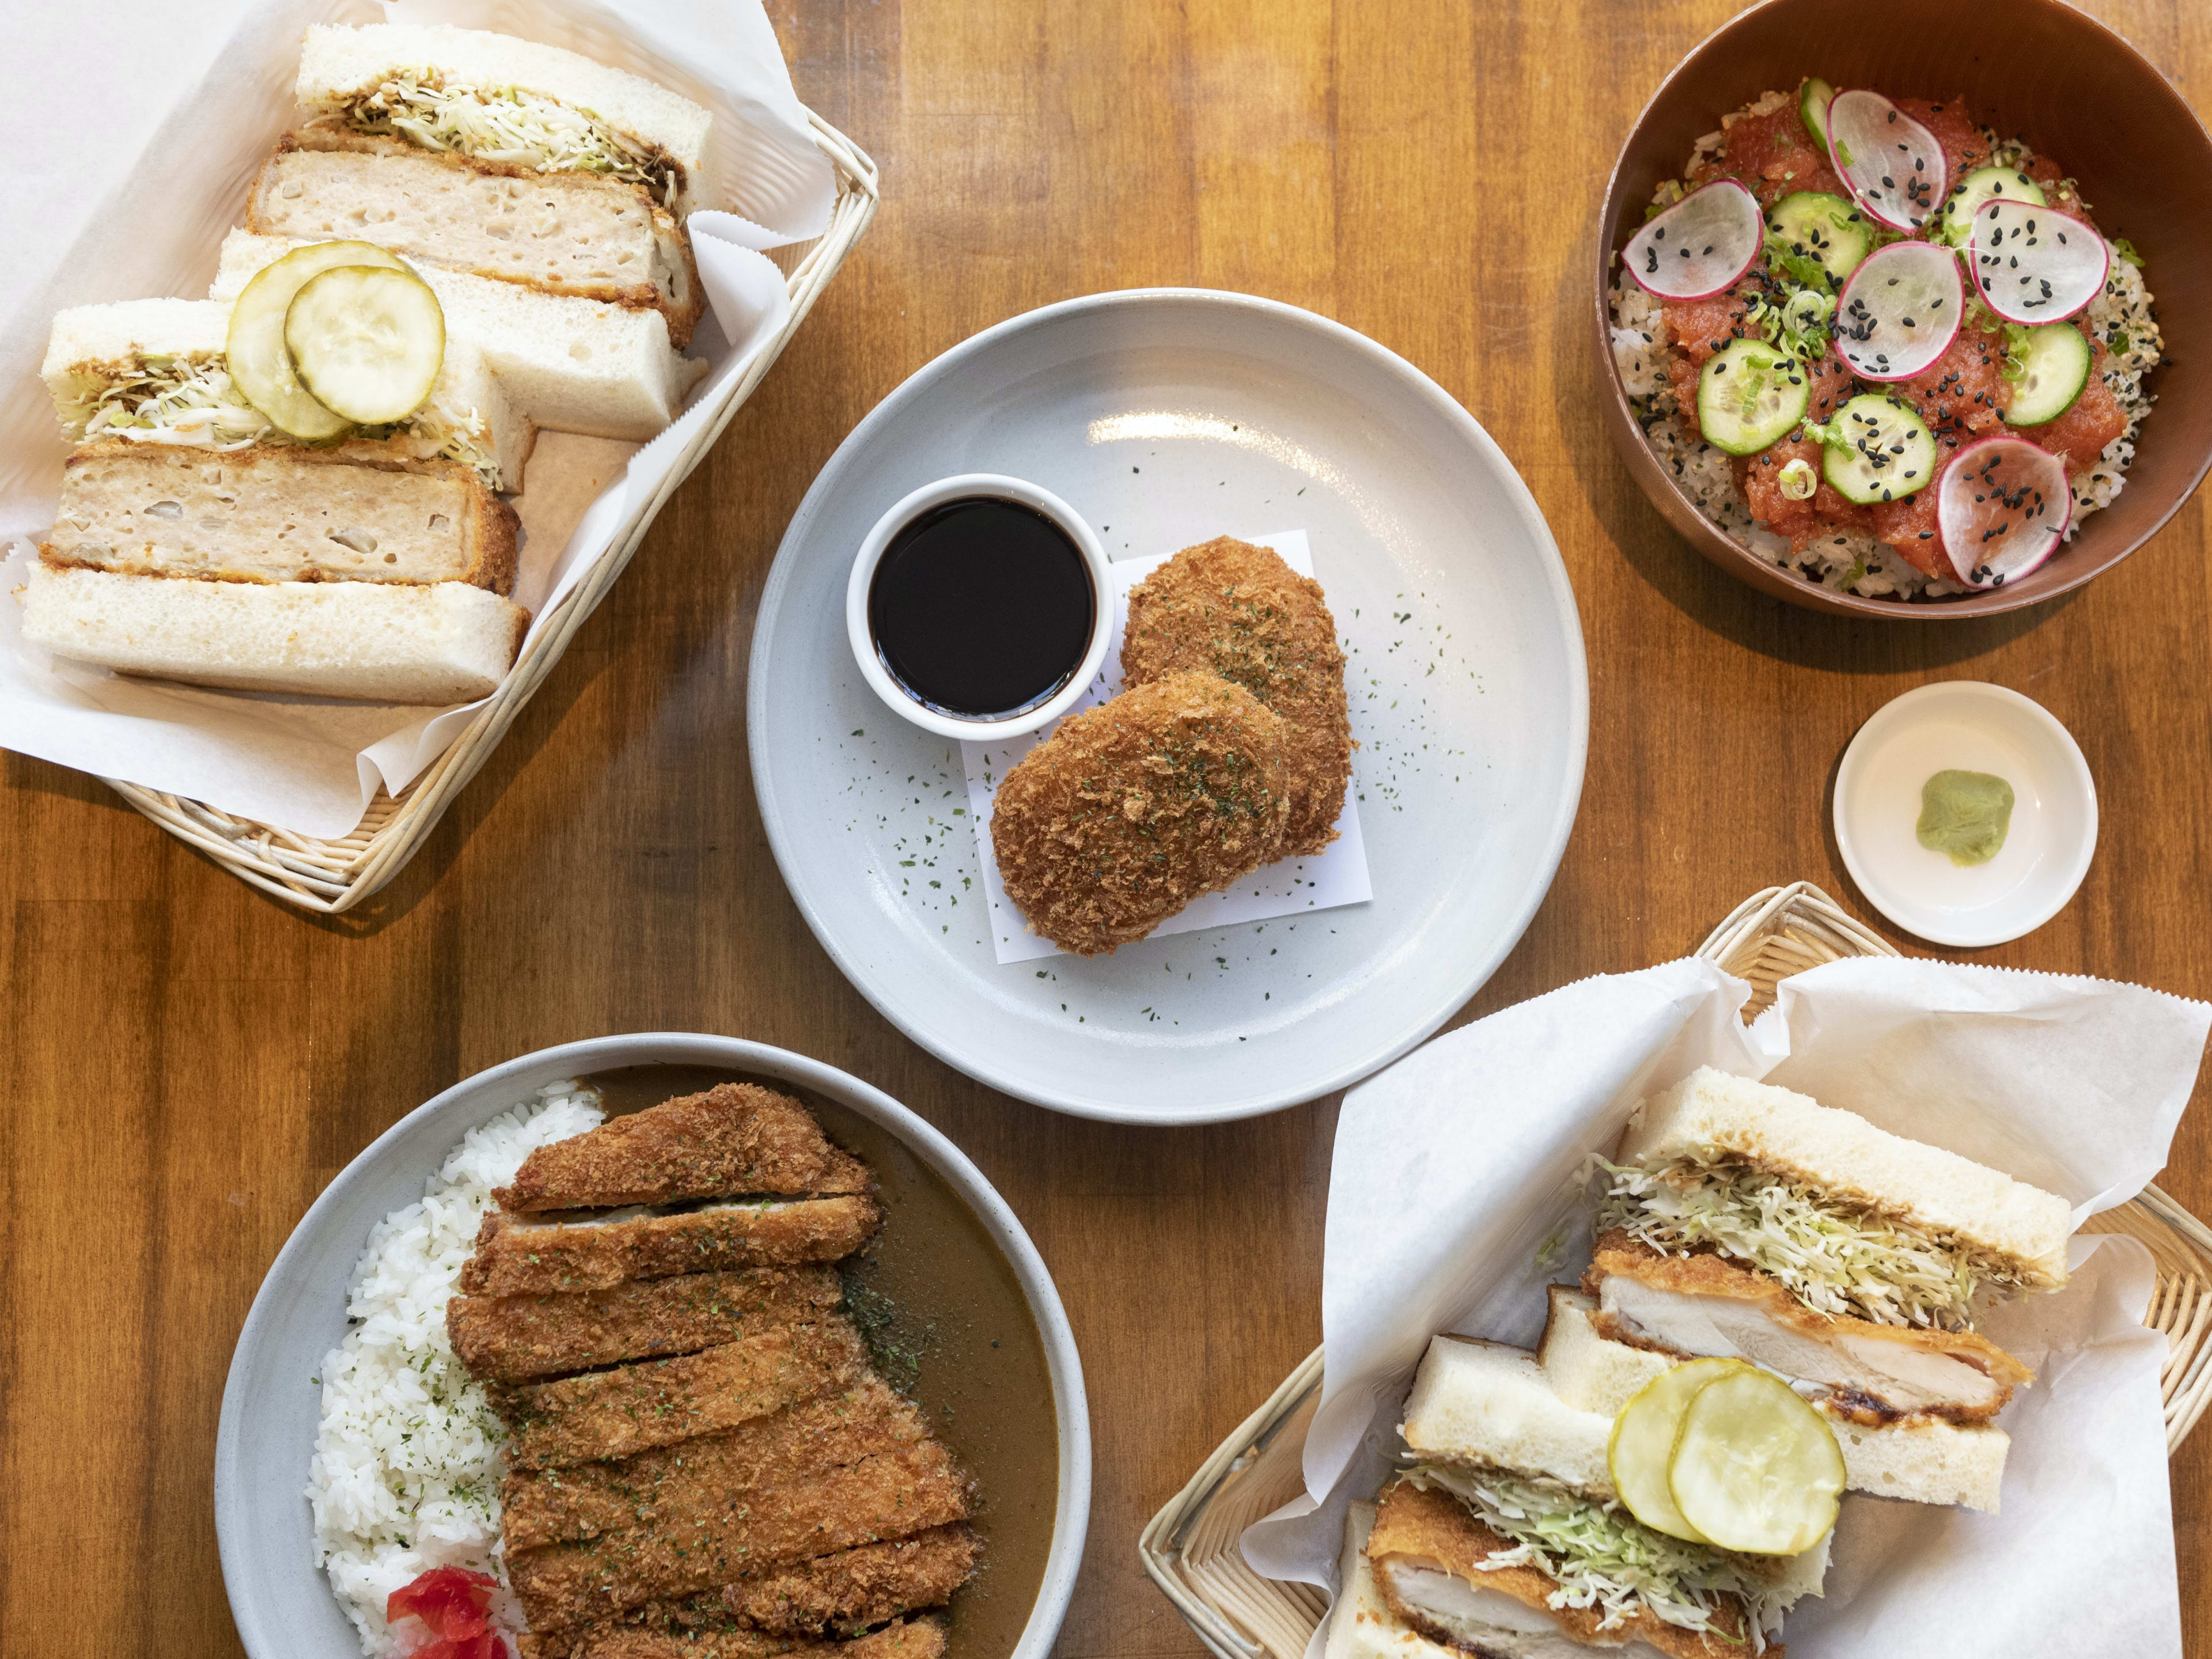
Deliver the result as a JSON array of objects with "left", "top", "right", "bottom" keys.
[
  {"left": 990, "top": 671, "right": 1289, "bottom": 956},
  {"left": 525, "top": 1613, "right": 948, "bottom": 1659},
  {"left": 1121, "top": 536, "right": 1351, "bottom": 857},
  {"left": 460, "top": 1195, "right": 882, "bottom": 1296},
  {"left": 507, "top": 1441, "right": 972, "bottom": 1630},
  {"left": 447, "top": 1265, "right": 840, "bottom": 1384},
  {"left": 501, "top": 1374, "right": 930, "bottom": 1550},
  {"left": 516, "top": 1530, "right": 979, "bottom": 1655},
  {"left": 497, "top": 1318, "right": 870, "bottom": 1471},
  {"left": 495, "top": 1084, "right": 870, "bottom": 1213}
]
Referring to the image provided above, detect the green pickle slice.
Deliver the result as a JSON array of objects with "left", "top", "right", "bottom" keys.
[
  {"left": 1606, "top": 1357, "right": 1741, "bottom": 1543},
  {"left": 226, "top": 239, "right": 410, "bottom": 440},
  {"left": 286, "top": 264, "right": 445, "bottom": 426},
  {"left": 1666, "top": 1366, "right": 1845, "bottom": 1555}
]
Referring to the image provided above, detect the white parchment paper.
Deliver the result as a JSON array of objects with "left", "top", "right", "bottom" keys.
[
  {"left": 0, "top": 0, "right": 830, "bottom": 839},
  {"left": 960, "top": 531, "right": 1374, "bottom": 963},
  {"left": 1243, "top": 955, "right": 2210, "bottom": 1658}
]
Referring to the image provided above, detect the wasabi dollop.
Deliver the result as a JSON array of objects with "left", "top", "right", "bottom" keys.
[{"left": 1917, "top": 770, "right": 2014, "bottom": 866}]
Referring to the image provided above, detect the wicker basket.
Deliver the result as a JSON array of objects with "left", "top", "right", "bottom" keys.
[
  {"left": 1139, "top": 881, "right": 2212, "bottom": 1659},
  {"left": 97, "top": 111, "right": 880, "bottom": 914}
]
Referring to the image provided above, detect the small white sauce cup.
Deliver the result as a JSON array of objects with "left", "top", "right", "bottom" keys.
[{"left": 846, "top": 473, "right": 1113, "bottom": 742}]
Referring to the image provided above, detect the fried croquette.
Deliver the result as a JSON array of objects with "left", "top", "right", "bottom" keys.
[
  {"left": 1120, "top": 536, "right": 1351, "bottom": 856},
  {"left": 990, "top": 671, "right": 1290, "bottom": 955}
]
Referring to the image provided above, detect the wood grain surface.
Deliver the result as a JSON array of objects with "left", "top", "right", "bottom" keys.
[{"left": 4, "top": 1, "right": 2210, "bottom": 1655}]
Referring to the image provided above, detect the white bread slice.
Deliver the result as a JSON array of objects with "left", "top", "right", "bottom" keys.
[
  {"left": 214, "top": 230, "right": 699, "bottom": 442},
  {"left": 21, "top": 565, "right": 525, "bottom": 703},
  {"left": 44, "top": 300, "right": 533, "bottom": 491},
  {"left": 1618, "top": 1067, "right": 2071, "bottom": 1287},
  {"left": 1399, "top": 1336, "right": 1613, "bottom": 1497},
  {"left": 295, "top": 23, "right": 710, "bottom": 207},
  {"left": 44, "top": 443, "right": 517, "bottom": 591},
  {"left": 1543, "top": 1285, "right": 2010, "bottom": 1512},
  {"left": 1325, "top": 1503, "right": 1464, "bottom": 1659},
  {"left": 248, "top": 134, "right": 703, "bottom": 348}
]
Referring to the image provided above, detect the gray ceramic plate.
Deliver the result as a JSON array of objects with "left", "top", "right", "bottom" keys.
[
  {"left": 749, "top": 289, "right": 1588, "bottom": 1123},
  {"left": 214, "top": 1034, "right": 1090, "bottom": 1659}
]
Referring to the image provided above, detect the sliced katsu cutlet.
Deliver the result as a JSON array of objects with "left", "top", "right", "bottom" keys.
[
  {"left": 448, "top": 1265, "right": 840, "bottom": 1384},
  {"left": 460, "top": 1195, "right": 882, "bottom": 1296},
  {"left": 514, "top": 1530, "right": 979, "bottom": 1654},
  {"left": 506, "top": 1438, "right": 971, "bottom": 1630},
  {"left": 521, "top": 1613, "right": 949, "bottom": 1659},
  {"left": 498, "top": 1319, "right": 870, "bottom": 1471},
  {"left": 501, "top": 1374, "right": 931, "bottom": 1550},
  {"left": 495, "top": 1084, "right": 872, "bottom": 1214}
]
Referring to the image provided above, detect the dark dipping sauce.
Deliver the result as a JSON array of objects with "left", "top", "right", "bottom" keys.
[
  {"left": 582, "top": 1065, "right": 1058, "bottom": 1659},
  {"left": 868, "top": 497, "right": 1094, "bottom": 719}
]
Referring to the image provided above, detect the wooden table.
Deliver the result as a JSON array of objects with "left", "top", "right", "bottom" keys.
[{"left": 5, "top": 1, "right": 2209, "bottom": 1653}]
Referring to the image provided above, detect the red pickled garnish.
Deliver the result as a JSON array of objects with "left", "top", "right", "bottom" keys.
[{"left": 387, "top": 1567, "right": 501, "bottom": 1655}]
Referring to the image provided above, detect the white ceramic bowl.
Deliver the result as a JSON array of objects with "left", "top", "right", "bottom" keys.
[
  {"left": 1835, "top": 682, "right": 2099, "bottom": 948},
  {"left": 213, "top": 1035, "right": 1090, "bottom": 1659},
  {"left": 751, "top": 289, "right": 1588, "bottom": 1123},
  {"left": 846, "top": 473, "right": 1113, "bottom": 741}
]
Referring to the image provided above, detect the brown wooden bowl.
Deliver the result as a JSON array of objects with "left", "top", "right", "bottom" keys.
[{"left": 1594, "top": 0, "right": 2212, "bottom": 618}]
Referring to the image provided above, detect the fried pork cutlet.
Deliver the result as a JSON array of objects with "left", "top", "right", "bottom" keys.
[
  {"left": 501, "top": 1376, "right": 930, "bottom": 1551},
  {"left": 461, "top": 1196, "right": 882, "bottom": 1296},
  {"left": 990, "top": 670, "right": 1289, "bottom": 956},
  {"left": 520, "top": 1529, "right": 980, "bottom": 1656},
  {"left": 497, "top": 1319, "right": 870, "bottom": 1471},
  {"left": 507, "top": 1440, "right": 972, "bottom": 1631},
  {"left": 497, "top": 1084, "right": 872, "bottom": 1214},
  {"left": 530, "top": 1612, "right": 949, "bottom": 1659},
  {"left": 448, "top": 1266, "right": 840, "bottom": 1384},
  {"left": 1121, "top": 536, "right": 1351, "bottom": 856}
]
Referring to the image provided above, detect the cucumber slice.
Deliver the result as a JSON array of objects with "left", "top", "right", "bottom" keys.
[
  {"left": 1696, "top": 339, "right": 1813, "bottom": 457},
  {"left": 1766, "top": 191, "right": 1870, "bottom": 289},
  {"left": 1934, "top": 163, "right": 2047, "bottom": 247},
  {"left": 285, "top": 265, "right": 445, "bottom": 426},
  {"left": 1817, "top": 392, "right": 1938, "bottom": 503},
  {"left": 1607, "top": 1358, "right": 1740, "bottom": 1544},
  {"left": 1800, "top": 77, "right": 1836, "bottom": 149},
  {"left": 1666, "top": 1367, "right": 1843, "bottom": 1556},
  {"left": 2004, "top": 322, "right": 2092, "bottom": 426},
  {"left": 225, "top": 240, "right": 407, "bottom": 440}
]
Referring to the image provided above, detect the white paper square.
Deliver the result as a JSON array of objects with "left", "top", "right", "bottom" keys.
[{"left": 959, "top": 530, "right": 1373, "bottom": 963}]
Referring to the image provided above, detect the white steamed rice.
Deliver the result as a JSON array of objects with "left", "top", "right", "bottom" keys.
[
  {"left": 307, "top": 1082, "right": 605, "bottom": 1655},
  {"left": 1609, "top": 89, "right": 2165, "bottom": 600}
]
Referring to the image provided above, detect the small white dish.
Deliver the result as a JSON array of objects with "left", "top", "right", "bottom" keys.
[
  {"left": 846, "top": 472, "right": 1113, "bottom": 741},
  {"left": 1835, "top": 681, "right": 2097, "bottom": 948}
]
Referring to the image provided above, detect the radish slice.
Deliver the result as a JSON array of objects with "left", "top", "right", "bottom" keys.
[
  {"left": 1827, "top": 90, "right": 1947, "bottom": 230},
  {"left": 1968, "top": 200, "right": 2109, "bottom": 323},
  {"left": 1833, "top": 241, "right": 1963, "bottom": 381},
  {"left": 1622, "top": 180, "right": 1763, "bottom": 301},
  {"left": 1937, "top": 435, "right": 2071, "bottom": 588}
]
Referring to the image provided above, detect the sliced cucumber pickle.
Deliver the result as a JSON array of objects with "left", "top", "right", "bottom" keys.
[
  {"left": 1935, "top": 163, "right": 2047, "bottom": 248},
  {"left": 1607, "top": 1358, "right": 1741, "bottom": 1544},
  {"left": 2005, "top": 322, "right": 2093, "bottom": 426},
  {"left": 1696, "top": 338, "right": 1812, "bottom": 457},
  {"left": 226, "top": 240, "right": 408, "bottom": 440},
  {"left": 1819, "top": 392, "right": 1938, "bottom": 504},
  {"left": 1766, "top": 191, "right": 1872, "bottom": 289},
  {"left": 285, "top": 264, "right": 445, "bottom": 426},
  {"left": 1666, "top": 1366, "right": 1844, "bottom": 1556},
  {"left": 1799, "top": 77, "right": 1836, "bottom": 149}
]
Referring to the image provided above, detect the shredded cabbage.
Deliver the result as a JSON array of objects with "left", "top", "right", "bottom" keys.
[
  {"left": 1594, "top": 1155, "right": 2031, "bottom": 1330},
  {"left": 1403, "top": 1467, "right": 1782, "bottom": 1649},
  {"left": 325, "top": 77, "right": 679, "bottom": 207},
  {"left": 63, "top": 358, "right": 501, "bottom": 488}
]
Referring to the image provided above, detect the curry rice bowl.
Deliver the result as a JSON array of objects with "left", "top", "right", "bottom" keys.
[{"left": 1610, "top": 85, "right": 2164, "bottom": 601}]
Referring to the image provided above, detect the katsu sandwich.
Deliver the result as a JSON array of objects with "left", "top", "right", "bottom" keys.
[{"left": 445, "top": 1083, "right": 979, "bottom": 1659}]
